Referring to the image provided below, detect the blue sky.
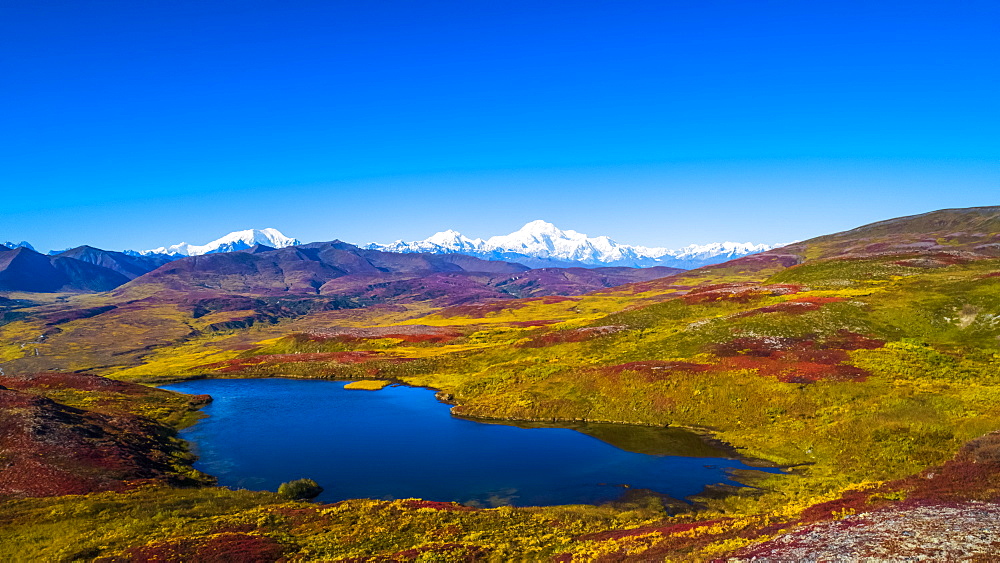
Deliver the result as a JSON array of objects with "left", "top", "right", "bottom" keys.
[{"left": 3, "top": 0, "right": 998, "bottom": 252}]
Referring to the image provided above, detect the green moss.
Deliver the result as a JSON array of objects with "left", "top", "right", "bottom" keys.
[{"left": 0, "top": 487, "right": 670, "bottom": 561}]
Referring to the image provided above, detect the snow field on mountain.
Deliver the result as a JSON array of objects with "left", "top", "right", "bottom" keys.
[
  {"left": 368, "top": 220, "right": 779, "bottom": 268},
  {"left": 140, "top": 228, "right": 301, "bottom": 256}
]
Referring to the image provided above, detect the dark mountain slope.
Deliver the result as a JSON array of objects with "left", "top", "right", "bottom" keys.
[
  {"left": 49, "top": 256, "right": 130, "bottom": 292},
  {"left": 54, "top": 246, "right": 173, "bottom": 280},
  {"left": 244, "top": 244, "right": 277, "bottom": 254},
  {"left": 0, "top": 247, "right": 159, "bottom": 292},
  {"left": 0, "top": 247, "right": 66, "bottom": 292},
  {"left": 0, "top": 247, "right": 130, "bottom": 292},
  {"left": 294, "top": 241, "right": 530, "bottom": 275}
]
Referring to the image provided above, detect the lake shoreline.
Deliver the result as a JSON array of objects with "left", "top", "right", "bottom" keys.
[
  {"left": 163, "top": 377, "right": 777, "bottom": 508},
  {"left": 157, "top": 373, "right": 780, "bottom": 469}
]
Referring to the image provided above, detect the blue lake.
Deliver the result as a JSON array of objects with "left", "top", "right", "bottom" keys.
[{"left": 163, "top": 378, "right": 773, "bottom": 507}]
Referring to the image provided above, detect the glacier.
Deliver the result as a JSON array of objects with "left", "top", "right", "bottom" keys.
[
  {"left": 133, "top": 228, "right": 300, "bottom": 257},
  {"left": 366, "top": 220, "right": 782, "bottom": 269}
]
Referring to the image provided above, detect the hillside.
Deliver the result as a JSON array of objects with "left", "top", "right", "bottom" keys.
[
  {"left": 4, "top": 206, "right": 1000, "bottom": 559},
  {"left": 0, "top": 242, "right": 682, "bottom": 376},
  {"left": 774, "top": 205, "right": 1000, "bottom": 261},
  {"left": 0, "top": 247, "right": 130, "bottom": 292}
]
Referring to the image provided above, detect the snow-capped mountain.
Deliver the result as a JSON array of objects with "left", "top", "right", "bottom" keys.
[
  {"left": 121, "top": 223, "right": 776, "bottom": 268},
  {"left": 2, "top": 241, "right": 35, "bottom": 251},
  {"left": 366, "top": 221, "right": 781, "bottom": 269},
  {"left": 133, "top": 228, "right": 300, "bottom": 257}
]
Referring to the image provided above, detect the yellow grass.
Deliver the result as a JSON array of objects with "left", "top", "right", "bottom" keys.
[{"left": 343, "top": 380, "right": 391, "bottom": 390}]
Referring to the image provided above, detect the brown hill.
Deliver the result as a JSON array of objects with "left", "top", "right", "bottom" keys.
[{"left": 126, "top": 241, "right": 683, "bottom": 303}]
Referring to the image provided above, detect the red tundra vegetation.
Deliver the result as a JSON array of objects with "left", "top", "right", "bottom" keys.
[
  {"left": 708, "top": 332, "right": 882, "bottom": 383},
  {"left": 200, "top": 351, "right": 395, "bottom": 373},
  {"left": 0, "top": 383, "right": 201, "bottom": 499},
  {"left": 520, "top": 325, "right": 627, "bottom": 348},
  {"left": 105, "top": 532, "right": 288, "bottom": 563},
  {"left": 681, "top": 283, "right": 801, "bottom": 305}
]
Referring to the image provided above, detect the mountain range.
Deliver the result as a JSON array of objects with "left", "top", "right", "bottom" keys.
[
  {"left": 366, "top": 220, "right": 778, "bottom": 268},
  {"left": 6, "top": 222, "right": 777, "bottom": 270},
  {"left": 119, "top": 241, "right": 684, "bottom": 305},
  {"left": 0, "top": 238, "right": 683, "bottom": 301},
  {"left": 0, "top": 223, "right": 777, "bottom": 294}
]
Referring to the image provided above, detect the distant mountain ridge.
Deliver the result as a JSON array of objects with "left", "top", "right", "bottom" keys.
[
  {"left": 0, "top": 237, "right": 683, "bottom": 299},
  {"left": 8, "top": 224, "right": 773, "bottom": 269},
  {"left": 2, "top": 241, "right": 35, "bottom": 252},
  {"left": 132, "top": 228, "right": 300, "bottom": 257},
  {"left": 121, "top": 240, "right": 685, "bottom": 305},
  {"left": 0, "top": 245, "right": 168, "bottom": 292},
  {"left": 366, "top": 220, "right": 778, "bottom": 269},
  {"left": 0, "top": 223, "right": 773, "bottom": 293}
]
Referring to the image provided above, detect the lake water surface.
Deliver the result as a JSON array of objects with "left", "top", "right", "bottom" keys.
[{"left": 163, "top": 378, "right": 771, "bottom": 506}]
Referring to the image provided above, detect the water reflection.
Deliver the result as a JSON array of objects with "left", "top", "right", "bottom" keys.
[{"left": 163, "top": 378, "right": 778, "bottom": 506}]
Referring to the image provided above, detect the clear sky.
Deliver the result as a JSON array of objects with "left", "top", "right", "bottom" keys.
[{"left": 3, "top": 0, "right": 998, "bottom": 252}]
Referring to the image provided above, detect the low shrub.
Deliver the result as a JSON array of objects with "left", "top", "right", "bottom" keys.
[{"left": 277, "top": 479, "right": 323, "bottom": 500}]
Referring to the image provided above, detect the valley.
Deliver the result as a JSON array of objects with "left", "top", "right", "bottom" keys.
[{"left": 4, "top": 206, "right": 1000, "bottom": 560}]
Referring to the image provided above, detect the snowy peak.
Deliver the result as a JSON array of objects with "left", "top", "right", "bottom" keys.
[
  {"left": 366, "top": 221, "right": 782, "bottom": 269},
  {"left": 137, "top": 228, "right": 300, "bottom": 257},
  {"left": 128, "top": 223, "right": 775, "bottom": 268},
  {"left": 509, "top": 220, "right": 567, "bottom": 239},
  {"left": 204, "top": 228, "right": 298, "bottom": 254},
  {"left": 671, "top": 241, "right": 773, "bottom": 260},
  {"left": 485, "top": 220, "right": 653, "bottom": 263},
  {"left": 488, "top": 220, "right": 577, "bottom": 251},
  {"left": 425, "top": 229, "right": 484, "bottom": 249},
  {"left": 2, "top": 241, "right": 35, "bottom": 251}
]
